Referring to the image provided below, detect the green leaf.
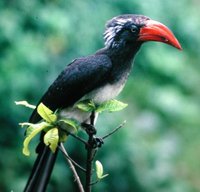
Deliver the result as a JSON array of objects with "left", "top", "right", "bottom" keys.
[
  {"left": 59, "top": 130, "right": 68, "bottom": 143},
  {"left": 96, "top": 99, "right": 128, "bottom": 113},
  {"left": 95, "top": 160, "right": 109, "bottom": 179},
  {"left": 95, "top": 160, "right": 103, "bottom": 179},
  {"left": 23, "top": 122, "right": 49, "bottom": 156},
  {"left": 19, "top": 122, "right": 34, "bottom": 127},
  {"left": 58, "top": 118, "right": 80, "bottom": 133},
  {"left": 37, "top": 103, "right": 57, "bottom": 123},
  {"left": 44, "top": 128, "right": 59, "bottom": 153},
  {"left": 76, "top": 99, "right": 96, "bottom": 112},
  {"left": 15, "top": 101, "right": 36, "bottom": 109}
]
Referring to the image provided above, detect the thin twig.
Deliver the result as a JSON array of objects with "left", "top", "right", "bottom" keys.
[
  {"left": 90, "top": 180, "right": 99, "bottom": 186},
  {"left": 60, "top": 143, "right": 85, "bottom": 192},
  {"left": 60, "top": 128, "right": 89, "bottom": 146},
  {"left": 59, "top": 145, "right": 86, "bottom": 172},
  {"left": 68, "top": 132, "right": 89, "bottom": 146},
  {"left": 102, "top": 120, "right": 126, "bottom": 140}
]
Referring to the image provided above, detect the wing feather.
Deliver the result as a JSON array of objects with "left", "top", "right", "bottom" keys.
[{"left": 29, "top": 54, "right": 112, "bottom": 123}]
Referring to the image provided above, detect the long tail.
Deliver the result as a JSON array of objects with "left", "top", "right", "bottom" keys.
[{"left": 24, "top": 142, "right": 58, "bottom": 192}]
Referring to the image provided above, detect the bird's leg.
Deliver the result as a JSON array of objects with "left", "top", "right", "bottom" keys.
[
  {"left": 91, "top": 136, "right": 104, "bottom": 148},
  {"left": 90, "top": 111, "right": 104, "bottom": 148},
  {"left": 81, "top": 123, "right": 97, "bottom": 135},
  {"left": 82, "top": 111, "right": 104, "bottom": 148},
  {"left": 81, "top": 124, "right": 104, "bottom": 148}
]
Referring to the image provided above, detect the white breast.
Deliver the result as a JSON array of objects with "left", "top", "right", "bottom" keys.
[
  {"left": 85, "top": 82, "right": 125, "bottom": 104},
  {"left": 59, "top": 80, "right": 127, "bottom": 124}
]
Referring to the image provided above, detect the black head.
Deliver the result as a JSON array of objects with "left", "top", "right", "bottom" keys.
[
  {"left": 104, "top": 14, "right": 148, "bottom": 48},
  {"left": 104, "top": 14, "right": 182, "bottom": 50}
]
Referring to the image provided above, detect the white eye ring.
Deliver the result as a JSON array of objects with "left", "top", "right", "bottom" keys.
[{"left": 131, "top": 28, "right": 136, "bottom": 33}]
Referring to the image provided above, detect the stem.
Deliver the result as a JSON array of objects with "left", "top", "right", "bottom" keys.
[
  {"left": 85, "top": 146, "right": 94, "bottom": 192},
  {"left": 60, "top": 128, "right": 89, "bottom": 147},
  {"left": 85, "top": 120, "right": 125, "bottom": 191},
  {"left": 60, "top": 144, "right": 85, "bottom": 192},
  {"left": 102, "top": 120, "right": 126, "bottom": 140},
  {"left": 85, "top": 111, "right": 96, "bottom": 192}
]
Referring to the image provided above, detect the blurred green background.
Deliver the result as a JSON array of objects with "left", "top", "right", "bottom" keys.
[{"left": 1, "top": 0, "right": 200, "bottom": 191}]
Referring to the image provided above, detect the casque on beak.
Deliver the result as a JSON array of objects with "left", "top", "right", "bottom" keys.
[{"left": 137, "top": 20, "right": 182, "bottom": 50}]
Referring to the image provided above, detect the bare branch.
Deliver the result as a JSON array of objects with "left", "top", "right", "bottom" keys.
[
  {"left": 60, "top": 128, "right": 89, "bottom": 147},
  {"left": 60, "top": 143, "right": 85, "bottom": 192},
  {"left": 59, "top": 144, "right": 86, "bottom": 172},
  {"left": 85, "top": 111, "right": 97, "bottom": 192},
  {"left": 102, "top": 120, "right": 126, "bottom": 140}
]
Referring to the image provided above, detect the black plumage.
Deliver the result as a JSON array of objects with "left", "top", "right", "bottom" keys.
[{"left": 29, "top": 55, "right": 112, "bottom": 123}]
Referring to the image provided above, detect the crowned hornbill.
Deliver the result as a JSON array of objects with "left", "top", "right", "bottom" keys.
[{"left": 24, "top": 14, "right": 182, "bottom": 192}]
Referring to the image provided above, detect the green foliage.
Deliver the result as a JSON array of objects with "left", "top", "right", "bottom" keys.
[
  {"left": 19, "top": 99, "right": 127, "bottom": 156},
  {"left": 58, "top": 119, "right": 79, "bottom": 133},
  {"left": 15, "top": 101, "right": 36, "bottom": 109},
  {"left": 16, "top": 101, "right": 61, "bottom": 156},
  {"left": 95, "top": 160, "right": 109, "bottom": 180},
  {"left": 23, "top": 122, "right": 49, "bottom": 156},
  {"left": 44, "top": 128, "right": 59, "bottom": 153},
  {"left": 76, "top": 99, "right": 96, "bottom": 112},
  {"left": 37, "top": 103, "right": 57, "bottom": 123},
  {"left": 19, "top": 102, "right": 81, "bottom": 155},
  {"left": 96, "top": 99, "right": 128, "bottom": 113},
  {"left": 76, "top": 99, "right": 128, "bottom": 113}
]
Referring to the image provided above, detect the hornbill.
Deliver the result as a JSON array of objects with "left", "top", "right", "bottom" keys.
[{"left": 24, "top": 14, "right": 182, "bottom": 192}]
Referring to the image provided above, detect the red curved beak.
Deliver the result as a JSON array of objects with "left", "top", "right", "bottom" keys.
[{"left": 137, "top": 20, "right": 182, "bottom": 50}]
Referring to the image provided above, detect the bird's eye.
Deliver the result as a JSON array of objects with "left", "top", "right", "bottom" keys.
[
  {"left": 130, "top": 25, "right": 138, "bottom": 33},
  {"left": 131, "top": 28, "right": 136, "bottom": 33}
]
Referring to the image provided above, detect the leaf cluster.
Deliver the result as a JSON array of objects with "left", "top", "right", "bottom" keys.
[
  {"left": 17, "top": 99, "right": 128, "bottom": 156},
  {"left": 76, "top": 99, "right": 128, "bottom": 113},
  {"left": 18, "top": 102, "right": 79, "bottom": 156}
]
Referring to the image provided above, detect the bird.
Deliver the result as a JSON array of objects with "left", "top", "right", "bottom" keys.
[{"left": 24, "top": 14, "right": 182, "bottom": 192}]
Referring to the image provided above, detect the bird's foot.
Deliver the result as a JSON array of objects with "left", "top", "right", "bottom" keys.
[
  {"left": 90, "top": 136, "right": 104, "bottom": 148},
  {"left": 82, "top": 123, "right": 104, "bottom": 148},
  {"left": 81, "top": 123, "right": 97, "bottom": 135}
]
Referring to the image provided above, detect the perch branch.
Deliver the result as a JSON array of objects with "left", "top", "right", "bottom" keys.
[
  {"left": 59, "top": 144, "right": 86, "bottom": 172},
  {"left": 60, "top": 143, "right": 85, "bottom": 192},
  {"left": 85, "top": 111, "right": 97, "bottom": 192}
]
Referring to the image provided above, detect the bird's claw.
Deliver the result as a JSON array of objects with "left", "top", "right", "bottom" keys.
[
  {"left": 82, "top": 123, "right": 104, "bottom": 148},
  {"left": 91, "top": 136, "right": 104, "bottom": 148},
  {"left": 81, "top": 123, "right": 97, "bottom": 135}
]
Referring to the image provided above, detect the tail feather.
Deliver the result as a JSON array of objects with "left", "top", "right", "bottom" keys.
[
  {"left": 24, "top": 109, "right": 59, "bottom": 192},
  {"left": 24, "top": 143, "right": 58, "bottom": 192}
]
